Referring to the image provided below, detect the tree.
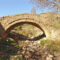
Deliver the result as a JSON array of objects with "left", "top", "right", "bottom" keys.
[{"left": 30, "top": 0, "right": 60, "bottom": 13}]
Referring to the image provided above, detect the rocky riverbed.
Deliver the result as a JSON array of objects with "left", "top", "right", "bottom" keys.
[
  {"left": 0, "top": 39, "right": 60, "bottom": 60},
  {"left": 9, "top": 40, "right": 58, "bottom": 60}
]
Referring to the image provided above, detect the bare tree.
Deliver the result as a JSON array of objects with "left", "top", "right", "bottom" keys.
[{"left": 30, "top": 0, "right": 60, "bottom": 13}]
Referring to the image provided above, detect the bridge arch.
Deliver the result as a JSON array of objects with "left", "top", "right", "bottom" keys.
[
  {"left": 0, "top": 14, "right": 47, "bottom": 38},
  {"left": 6, "top": 21, "right": 45, "bottom": 33}
]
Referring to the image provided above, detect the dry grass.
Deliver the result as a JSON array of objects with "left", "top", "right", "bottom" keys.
[{"left": 40, "top": 39, "right": 60, "bottom": 53}]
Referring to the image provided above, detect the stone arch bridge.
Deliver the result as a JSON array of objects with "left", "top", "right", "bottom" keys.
[{"left": 0, "top": 13, "right": 52, "bottom": 39}]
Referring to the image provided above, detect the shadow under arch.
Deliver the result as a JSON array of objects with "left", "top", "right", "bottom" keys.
[{"left": 3, "top": 21, "right": 46, "bottom": 40}]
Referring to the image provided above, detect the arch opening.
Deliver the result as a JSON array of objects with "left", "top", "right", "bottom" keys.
[
  {"left": 2, "top": 21, "right": 46, "bottom": 40},
  {"left": 6, "top": 22, "right": 45, "bottom": 33}
]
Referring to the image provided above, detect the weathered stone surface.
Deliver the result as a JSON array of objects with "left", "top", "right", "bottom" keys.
[{"left": 0, "top": 12, "right": 60, "bottom": 40}]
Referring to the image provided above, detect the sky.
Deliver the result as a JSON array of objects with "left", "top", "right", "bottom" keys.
[
  {"left": 0, "top": 0, "right": 30, "bottom": 17},
  {"left": 0, "top": 0, "right": 41, "bottom": 17},
  {"left": 0, "top": 0, "right": 55, "bottom": 17}
]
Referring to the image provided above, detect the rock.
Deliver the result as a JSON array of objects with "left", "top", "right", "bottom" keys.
[
  {"left": 46, "top": 54, "right": 53, "bottom": 60},
  {"left": 17, "top": 41, "right": 54, "bottom": 60}
]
